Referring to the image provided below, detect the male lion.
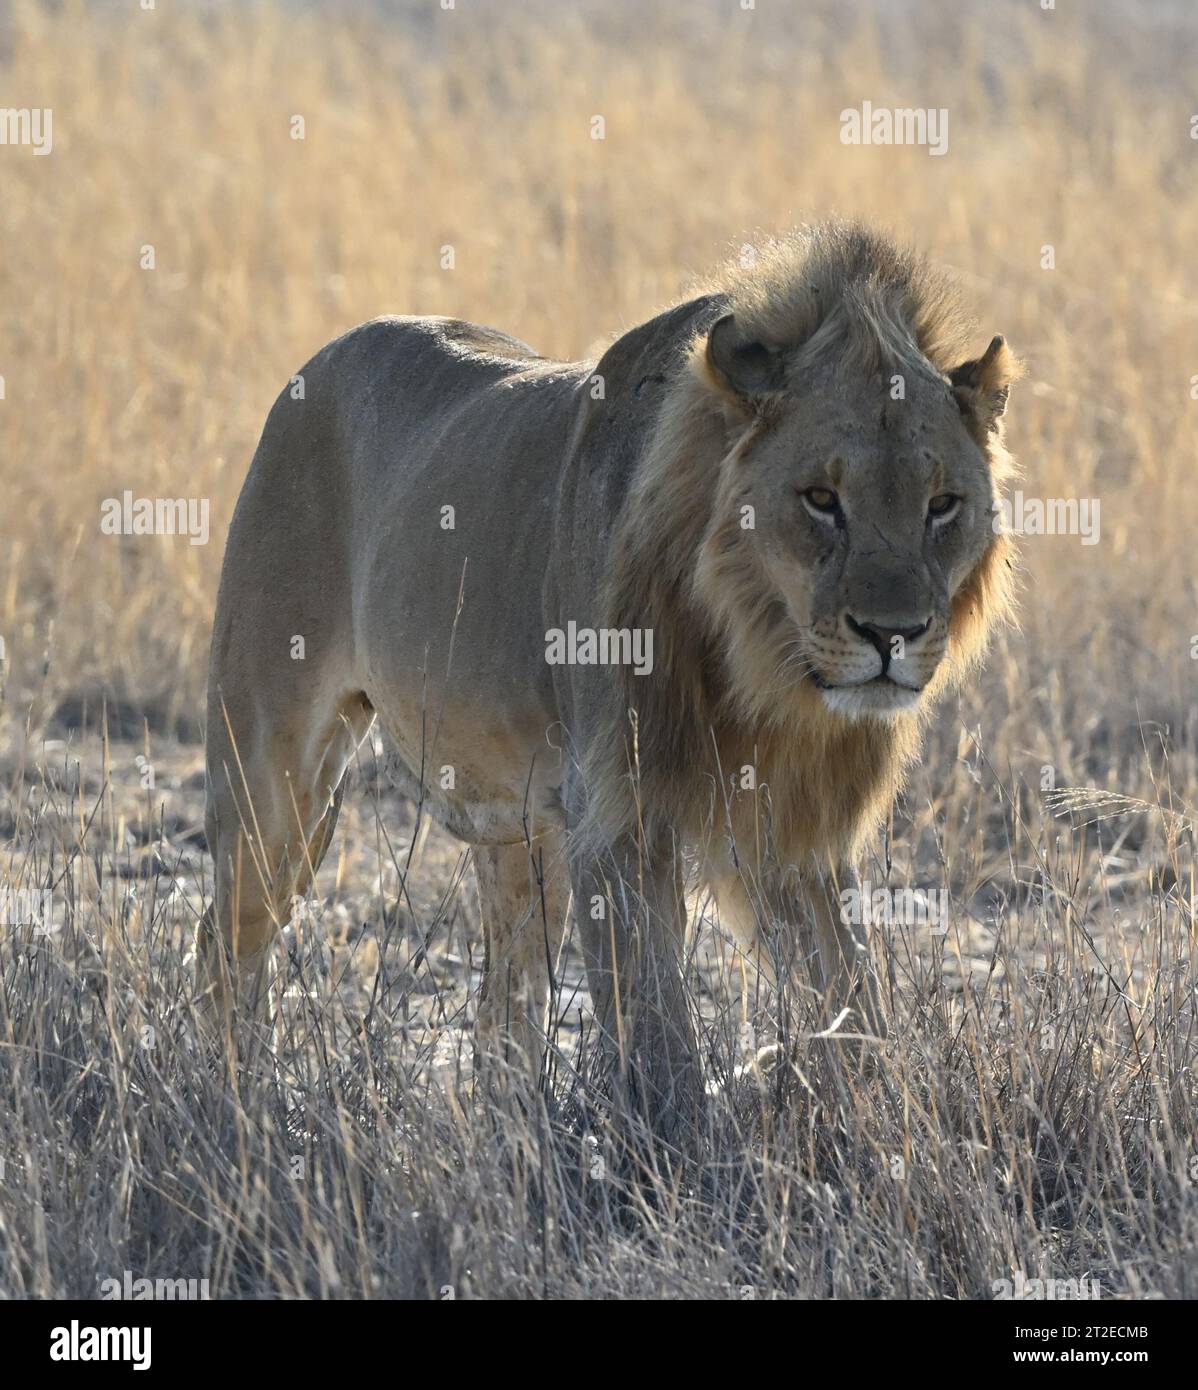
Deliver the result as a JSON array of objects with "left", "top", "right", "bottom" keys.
[{"left": 199, "top": 222, "right": 1018, "bottom": 1126}]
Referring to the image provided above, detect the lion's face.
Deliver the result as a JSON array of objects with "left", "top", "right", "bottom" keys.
[{"left": 738, "top": 363, "right": 1002, "bottom": 721}]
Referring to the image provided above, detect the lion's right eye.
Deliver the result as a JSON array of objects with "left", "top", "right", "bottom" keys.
[{"left": 801, "top": 487, "right": 839, "bottom": 519}]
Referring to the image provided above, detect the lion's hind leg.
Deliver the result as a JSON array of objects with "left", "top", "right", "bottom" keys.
[{"left": 198, "top": 693, "right": 371, "bottom": 1043}]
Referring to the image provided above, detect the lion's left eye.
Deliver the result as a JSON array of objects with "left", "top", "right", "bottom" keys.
[{"left": 927, "top": 494, "right": 960, "bottom": 522}]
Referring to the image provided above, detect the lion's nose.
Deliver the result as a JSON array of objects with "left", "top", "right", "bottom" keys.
[{"left": 846, "top": 615, "right": 931, "bottom": 665}]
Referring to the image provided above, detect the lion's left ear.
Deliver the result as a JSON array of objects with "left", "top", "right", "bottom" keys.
[
  {"left": 704, "top": 312, "right": 787, "bottom": 402},
  {"left": 949, "top": 335, "right": 1021, "bottom": 436}
]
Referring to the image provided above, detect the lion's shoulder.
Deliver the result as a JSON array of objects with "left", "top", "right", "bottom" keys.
[{"left": 571, "top": 293, "right": 728, "bottom": 488}]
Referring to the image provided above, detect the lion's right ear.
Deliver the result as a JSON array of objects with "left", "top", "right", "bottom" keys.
[
  {"left": 949, "top": 335, "right": 1021, "bottom": 437},
  {"left": 704, "top": 313, "right": 786, "bottom": 401}
]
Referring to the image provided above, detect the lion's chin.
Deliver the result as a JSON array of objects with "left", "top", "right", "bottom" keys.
[{"left": 818, "top": 679, "right": 924, "bottom": 722}]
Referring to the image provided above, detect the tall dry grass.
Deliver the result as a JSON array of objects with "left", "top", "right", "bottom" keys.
[
  {"left": 1, "top": 0, "right": 1196, "bottom": 739},
  {"left": 0, "top": 0, "right": 1196, "bottom": 1300}
]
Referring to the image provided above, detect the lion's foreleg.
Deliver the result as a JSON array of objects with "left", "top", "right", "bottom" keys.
[
  {"left": 572, "top": 840, "right": 702, "bottom": 1136},
  {"left": 799, "top": 867, "right": 888, "bottom": 1042}
]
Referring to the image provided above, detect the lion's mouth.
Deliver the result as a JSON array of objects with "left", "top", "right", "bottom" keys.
[
  {"left": 864, "top": 672, "right": 921, "bottom": 691},
  {"left": 812, "top": 671, "right": 923, "bottom": 694},
  {"left": 812, "top": 671, "right": 925, "bottom": 720},
  {"left": 812, "top": 671, "right": 908, "bottom": 690}
]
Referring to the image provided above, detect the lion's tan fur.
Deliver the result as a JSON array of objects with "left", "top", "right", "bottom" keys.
[{"left": 203, "top": 219, "right": 1020, "bottom": 1092}]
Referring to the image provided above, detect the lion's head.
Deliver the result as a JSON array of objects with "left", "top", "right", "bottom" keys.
[
  {"left": 691, "top": 223, "right": 1020, "bottom": 729},
  {"left": 597, "top": 221, "right": 1020, "bottom": 856}
]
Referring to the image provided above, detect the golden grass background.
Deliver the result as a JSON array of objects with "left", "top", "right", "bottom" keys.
[{"left": 2, "top": 0, "right": 1196, "bottom": 751}]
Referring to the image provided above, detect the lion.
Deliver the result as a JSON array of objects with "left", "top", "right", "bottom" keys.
[{"left": 198, "top": 221, "right": 1019, "bottom": 1126}]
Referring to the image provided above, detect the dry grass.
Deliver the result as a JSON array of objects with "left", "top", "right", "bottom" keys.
[{"left": 1, "top": 0, "right": 1197, "bottom": 1299}]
